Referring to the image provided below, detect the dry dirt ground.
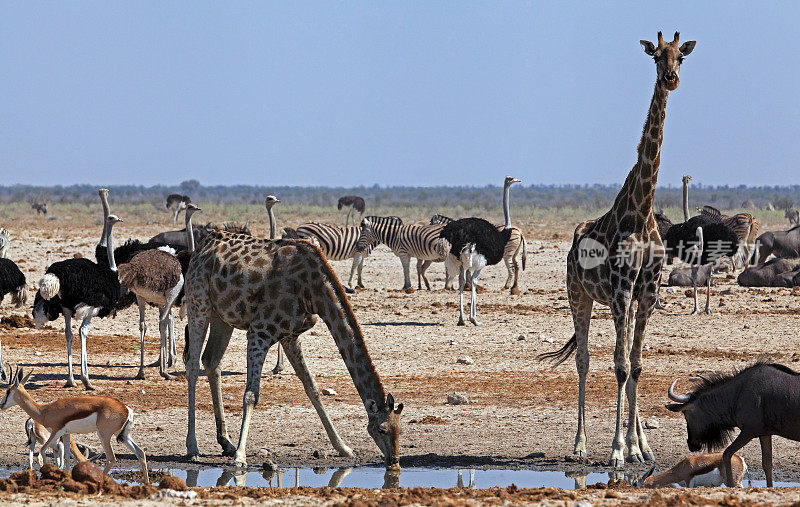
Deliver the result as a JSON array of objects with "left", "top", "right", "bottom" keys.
[{"left": 0, "top": 212, "right": 798, "bottom": 504}]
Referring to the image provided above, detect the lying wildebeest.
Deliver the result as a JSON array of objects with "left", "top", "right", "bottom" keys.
[
  {"left": 737, "top": 258, "right": 800, "bottom": 287},
  {"left": 754, "top": 226, "right": 800, "bottom": 265},
  {"left": 635, "top": 452, "right": 747, "bottom": 488},
  {"left": 667, "top": 362, "right": 800, "bottom": 487}
]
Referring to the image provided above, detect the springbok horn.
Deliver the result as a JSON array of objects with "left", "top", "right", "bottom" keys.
[
  {"left": 635, "top": 466, "right": 656, "bottom": 487},
  {"left": 673, "top": 32, "right": 680, "bottom": 44},
  {"left": 668, "top": 378, "right": 691, "bottom": 403},
  {"left": 657, "top": 31, "right": 664, "bottom": 45}
]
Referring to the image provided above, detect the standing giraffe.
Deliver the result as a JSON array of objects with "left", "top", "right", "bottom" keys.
[
  {"left": 183, "top": 231, "right": 403, "bottom": 469},
  {"left": 538, "top": 32, "right": 695, "bottom": 467}
]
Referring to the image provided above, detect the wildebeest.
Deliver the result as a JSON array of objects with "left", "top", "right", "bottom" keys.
[
  {"left": 666, "top": 362, "right": 800, "bottom": 487},
  {"left": 754, "top": 226, "right": 800, "bottom": 265},
  {"left": 737, "top": 258, "right": 800, "bottom": 287}
]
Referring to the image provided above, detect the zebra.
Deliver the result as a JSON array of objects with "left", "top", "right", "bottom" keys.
[
  {"left": 430, "top": 214, "right": 527, "bottom": 294},
  {"left": 358, "top": 219, "right": 449, "bottom": 291},
  {"left": 292, "top": 216, "right": 402, "bottom": 291},
  {"left": 697, "top": 206, "right": 759, "bottom": 269}
]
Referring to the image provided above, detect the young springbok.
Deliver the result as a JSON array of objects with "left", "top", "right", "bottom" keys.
[
  {"left": 0, "top": 365, "right": 149, "bottom": 484},
  {"left": 636, "top": 452, "right": 747, "bottom": 488},
  {"left": 25, "top": 418, "right": 89, "bottom": 469}
]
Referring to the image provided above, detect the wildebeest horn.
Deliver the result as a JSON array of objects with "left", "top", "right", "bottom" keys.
[
  {"left": 690, "top": 374, "right": 711, "bottom": 383},
  {"left": 668, "top": 379, "right": 691, "bottom": 403}
]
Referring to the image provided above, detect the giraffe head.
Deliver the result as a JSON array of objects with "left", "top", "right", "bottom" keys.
[
  {"left": 366, "top": 393, "right": 403, "bottom": 470},
  {"left": 640, "top": 32, "right": 696, "bottom": 91}
]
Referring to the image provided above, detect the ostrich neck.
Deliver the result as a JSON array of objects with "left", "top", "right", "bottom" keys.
[
  {"left": 613, "top": 79, "right": 669, "bottom": 224},
  {"left": 267, "top": 207, "right": 277, "bottom": 239},
  {"left": 186, "top": 214, "right": 196, "bottom": 253},
  {"left": 682, "top": 181, "right": 690, "bottom": 222},
  {"left": 99, "top": 193, "right": 110, "bottom": 247},
  {"left": 106, "top": 224, "right": 118, "bottom": 272},
  {"left": 503, "top": 185, "right": 512, "bottom": 229}
]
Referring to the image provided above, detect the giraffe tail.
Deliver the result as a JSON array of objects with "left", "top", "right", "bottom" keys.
[{"left": 536, "top": 333, "right": 577, "bottom": 368}]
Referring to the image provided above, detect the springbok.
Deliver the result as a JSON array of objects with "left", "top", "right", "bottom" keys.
[
  {"left": 0, "top": 365, "right": 149, "bottom": 484},
  {"left": 26, "top": 418, "right": 89, "bottom": 469},
  {"left": 636, "top": 452, "right": 747, "bottom": 488}
]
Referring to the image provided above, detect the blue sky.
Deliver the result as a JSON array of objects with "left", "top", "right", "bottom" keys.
[{"left": 2, "top": 2, "right": 798, "bottom": 187}]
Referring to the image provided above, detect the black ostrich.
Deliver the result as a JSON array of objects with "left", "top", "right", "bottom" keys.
[
  {"left": 337, "top": 195, "right": 365, "bottom": 227},
  {"left": 33, "top": 214, "right": 124, "bottom": 390},
  {"left": 662, "top": 214, "right": 738, "bottom": 315},
  {"left": 440, "top": 217, "right": 512, "bottom": 325},
  {"left": 0, "top": 257, "right": 27, "bottom": 381},
  {"left": 166, "top": 194, "right": 192, "bottom": 223}
]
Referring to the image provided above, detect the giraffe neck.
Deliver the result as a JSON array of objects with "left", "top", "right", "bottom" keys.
[
  {"left": 614, "top": 80, "right": 669, "bottom": 224},
  {"left": 313, "top": 264, "right": 386, "bottom": 411}
]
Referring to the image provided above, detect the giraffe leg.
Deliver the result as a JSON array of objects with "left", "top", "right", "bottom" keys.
[
  {"left": 567, "top": 283, "right": 593, "bottom": 459},
  {"left": 184, "top": 309, "right": 209, "bottom": 460},
  {"left": 203, "top": 313, "right": 236, "bottom": 457},
  {"left": 282, "top": 338, "right": 354, "bottom": 457},
  {"left": 135, "top": 297, "right": 147, "bottom": 379},
  {"left": 609, "top": 283, "right": 633, "bottom": 468},
  {"left": 233, "top": 327, "right": 276, "bottom": 467},
  {"left": 63, "top": 310, "right": 76, "bottom": 388},
  {"left": 623, "top": 300, "right": 644, "bottom": 462}
]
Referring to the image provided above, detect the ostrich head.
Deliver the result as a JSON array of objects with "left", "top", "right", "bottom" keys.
[
  {"left": 185, "top": 203, "right": 201, "bottom": 217},
  {"left": 504, "top": 176, "right": 521, "bottom": 188},
  {"left": 640, "top": 32, "right": 696, "bottom": 91},
  {"left": 265, "top": 195, "right": 280, "bottom": 209}
]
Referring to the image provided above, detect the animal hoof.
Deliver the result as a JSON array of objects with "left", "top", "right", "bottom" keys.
[
  {"left": 510, "top": 287, "right": 520, "bottom": 295},
  {"left": 134, "top": 371, "right": 146, "bottom": 380},
  {"left": 345, "top": 287, "right": 355, "bottom": 294},
  {"left": 457, "top": 320, "right": 466, "bottom": 327},
  {"left": 187, "top": 452, "right": 200, "bottom": 462},
  {"left": 221, "top": 446, "right": 237, "bottom": 457},
  {"left": 608, "top": 458, "right": 625, "bottom": 468},
  {"left": 470, "top": 320, "right": 484, "bottom": 326},
  {"left": 84, "top": 384, "right": 100, "bottom": 391},
  {"left": 161, "top": 372, "right": 176, "bottom": 381},
  {"left": 626, "top": 453, "right": 644, "bottom": 463},
  {"left": 642, "top": 451, "right": 655, "bottom": 461},
  {"left": 272, "top": 367, "right": 284, "bottom": 375},
  {"left": 233, "top": 460, "right": 247, "bottom": 468},
  {"left": 63, "top": 380, "right": 76, "bottom": 388}
]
